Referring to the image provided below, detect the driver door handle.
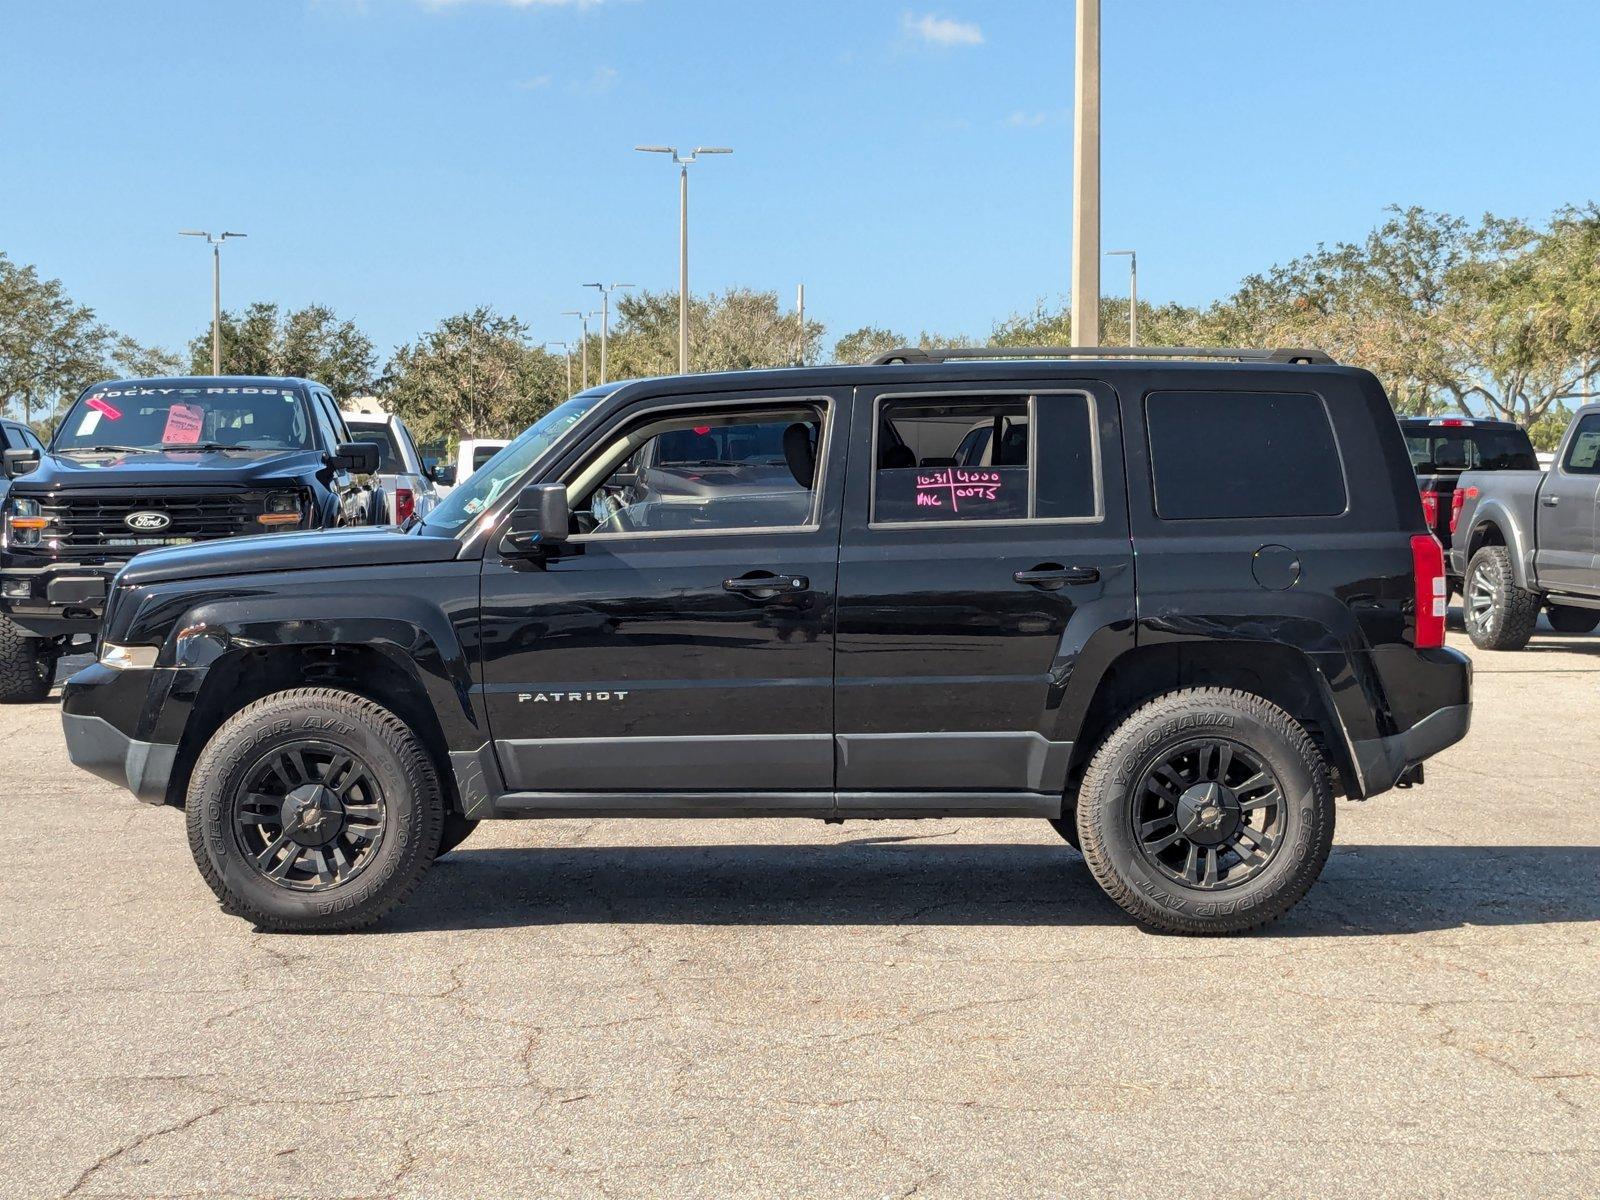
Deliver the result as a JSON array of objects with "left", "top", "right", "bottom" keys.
[
  {"left": 1542, "top": 495, "right": 1560, "bottom": 507},
  {"left": 724, "top": 573, "right": 809, "bottom": 595},
  {"left": 1013, "top": 565, "right": 1099, "bottom": 590}
]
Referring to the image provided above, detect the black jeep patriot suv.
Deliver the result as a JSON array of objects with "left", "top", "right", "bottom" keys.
[
  {"left": 60, "top": 347, "right": 1471, "bottom": 934},
  {"left": 1, "top": 377, "right": 382, "bottom": 702}
]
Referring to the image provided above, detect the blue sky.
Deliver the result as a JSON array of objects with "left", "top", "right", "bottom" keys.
[{"left": 2, "top": 0, "right": 1597, "bottom": 360}]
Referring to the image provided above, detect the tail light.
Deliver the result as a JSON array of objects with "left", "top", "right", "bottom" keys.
[
  {"left": 394, "top": 487, "right": 415, "bottom": 523},
  {"left": 1411, "top": 534, "right": 1447, "bottom": 649},
  {"left": 1449, "top": 485, "right": 1477, "bottom": 534},
  {"left": 1420, "top": 490, "right": 1439, "bottom": 527}
]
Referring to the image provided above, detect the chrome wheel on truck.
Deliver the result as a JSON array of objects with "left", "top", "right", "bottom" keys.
[{"left": 1464, "top": 545, "right": 1539, "bottom": 651}]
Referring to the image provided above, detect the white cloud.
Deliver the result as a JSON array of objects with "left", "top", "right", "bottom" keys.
[
  {"left": 1005, "top": 109, "right": 1064, "bottom": 128},
  {"left": 515, "top": 75, "right": 553, "bottom": 90},
  {"left": 423, "top": 0, "right": 604, "bottom": 9},
  {"left": 568, "top": 65, "right": 619, "bottom": 94},
  {"left": 902, "top": 12, "right": 983, "bottom": 48}
]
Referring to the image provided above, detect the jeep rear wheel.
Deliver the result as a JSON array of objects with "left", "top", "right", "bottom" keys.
[
  {"left": 185, "top": 688, "right": 445, "bottom": 933},
  {"left": 0, "top": 614, "right": 53, "bottom": 703},
  {"left": 1465, "top": 545, "right": 1539, "bottom": 650},
  {"left": 1075, "top": 688, "right": 1334, "bottom": 935}
]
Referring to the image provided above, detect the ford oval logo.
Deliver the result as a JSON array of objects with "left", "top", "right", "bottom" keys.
[{"left": 125, "top": 510, "right": 172, "bottom": 532}]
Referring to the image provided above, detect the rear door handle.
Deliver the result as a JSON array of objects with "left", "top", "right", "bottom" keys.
[
  {"left": 1541, "top": 496, "right": 1560, "bottom": 507},
  {"left": 723, "top": 573, "right": 809, "bottom": 596},
  {"left": 1013, "top": 565, "right": 1100, "bottom": 590}
]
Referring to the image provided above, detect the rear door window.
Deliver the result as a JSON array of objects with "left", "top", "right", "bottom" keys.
[
  {"left": 1146, "top": 391, "right": 1346, "bottom": 520},
  {"left": 347, "top": 425, "right": 404, "bottom": 473},
  {"left": 871, "top": 393, "right": 1099, "bottom": 525}
]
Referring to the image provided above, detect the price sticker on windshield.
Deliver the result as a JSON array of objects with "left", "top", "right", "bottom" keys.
[{"left": 161, "top": 403, "right": 205, "bottom": 445}]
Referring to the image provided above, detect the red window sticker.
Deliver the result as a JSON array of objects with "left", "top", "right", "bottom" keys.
[
  {"left": 161, "top": 403, "right": 206, "bottom": 445},
  {"left": 86, "top": 395, "right": 123, "bottom": 420},
  {"left": 693, "top": 425, "right": 712, "bottom": 436}
]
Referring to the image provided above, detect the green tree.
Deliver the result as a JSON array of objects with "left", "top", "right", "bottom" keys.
[
  {"left": 382, "top": 307, "right": 560, "bottom": 446},
  {"left": 189, "top": 302, "right": 377, "bottom": 399},
  {"left": 605, "top": 288, "right": 825, "bottom": 379},
  {"left": 0, "top": 252, "right": 108, "bottom": 426}
]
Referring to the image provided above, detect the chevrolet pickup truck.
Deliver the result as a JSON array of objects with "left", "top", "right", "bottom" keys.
[{"left": 1450, "top": 402, "right": 1600, "bottom": 649}]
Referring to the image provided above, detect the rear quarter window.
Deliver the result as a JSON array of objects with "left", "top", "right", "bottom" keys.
[{"left": 1146, "top": 390, "right": 1346, "bottom": 520}]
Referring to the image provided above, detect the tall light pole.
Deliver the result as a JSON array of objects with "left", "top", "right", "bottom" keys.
[
  {"left": 562, "top": 310, "right": 598, "bottom": 390},
  {"left": 545, "top": 341, "right": 574, "bottom": 395},
  {"left": 583, "top": 282, "right": 633, "bottom": 384},
  {"left": 1069, "top": 0, "right": 1100, "bottom": 347},
  {"left": 179, "top": 230, "right": 246, "bottom": 375},
  {"left": 1107, "top": 249, "right": 1137, "bottom": 346},
  {"left": 634, "top": 145, "right": 732, "bottom": 374}
]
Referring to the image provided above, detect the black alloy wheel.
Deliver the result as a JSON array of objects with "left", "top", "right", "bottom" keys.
[
  {"left": 233, "top": 743, "right": 388, "bottom": 891},
  {"left": 1131, "top": 739, "right": 1284, "bottom": 891}
]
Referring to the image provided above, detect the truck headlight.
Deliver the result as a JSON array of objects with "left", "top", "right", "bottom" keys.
[
  {"left": 98, "top": 642, "right": 160, "bottom": 670},
  {"left": 6, "top": 498, "right": 47, "bottom": 548},
  {"left": 258, "top": 491, "right": 302, "bottom": 527}
]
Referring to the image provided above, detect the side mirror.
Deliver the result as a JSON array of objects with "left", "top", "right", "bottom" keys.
[
  {"left": 432, "top": 464, "right": 456, "bottom": 487},
  {"left": 332, "top": 441, "right": 381, "bottom": 474},
  {"left": 500, "top": 483, "right": 571, "bottom": 555},
  {"left": 3, "top": 448, "right": 41, "bottom": 479}
]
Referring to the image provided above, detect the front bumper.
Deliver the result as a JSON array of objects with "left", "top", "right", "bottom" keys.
[
  {"left": 0, "top": 560, "right": 125, "bottom": 636},
  {"left": 61, "top": 711, "right": 176, "bottom": 805}
]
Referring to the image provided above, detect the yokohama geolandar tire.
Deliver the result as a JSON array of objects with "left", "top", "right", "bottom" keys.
[
  {"left": 185, "top": 688, "right": 446, "bottom": 933},
  {"left": 0, "top": 614, "right": 52, "bottom": 703},
  {"left": 1464, "top": 545, "right": 1539, "bottom": 651},
  {"left": 1075, "top": 688, "right": 1335, "bottom": 935},
  {"left": 1545, "top": 604, "right": 1600, "bottom": 635}
]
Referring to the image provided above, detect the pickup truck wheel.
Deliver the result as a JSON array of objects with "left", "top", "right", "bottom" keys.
[
  {"left": 1545, "top": 604, "right": 1600, "bottom": 634},
  {"left": 1464, "top": 546, "right": 1539, "bottom": 650},
  {"left": 185, "top": 688, "right": 445, "bottom": 933},
  {"left": 0, "top": 615, "right": 52, "bottom": 703},
  {"left": 437, "top": 811, "right": 479, "bottom": 856},
  {"left": 1075, "top": 688, "right": 1334, "bottom": 935}
]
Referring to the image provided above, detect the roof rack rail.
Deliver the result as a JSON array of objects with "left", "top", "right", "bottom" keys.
[{"left": 870, "top": 345, "right": 1335, "bottom": 366}]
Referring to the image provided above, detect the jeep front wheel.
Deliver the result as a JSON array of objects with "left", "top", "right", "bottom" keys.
[
  {"left": 1075, "top": 688, "right": 1334, "bottom": 935},
  {"left": 1464, "top": 545, "right": 1539, "bottom": 650},
  {"left": 0, "top": 614, "right": 53, "bottom": 703},
  {"left": 185, "top": 688, "right": 445, "bottom": 932}
]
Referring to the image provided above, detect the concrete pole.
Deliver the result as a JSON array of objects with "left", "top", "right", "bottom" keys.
[
  {"left": 796, "top": 283, "right": 805, "bottom": 366},
  {"left": 211, "top": 241, "right": 222, "bottom": 375},
  {"left": 679, "top": 164, "right": 690, "bottom": 374},
  {"left": 1070, "top": 0, "right": 1101, "bottom": 347}
]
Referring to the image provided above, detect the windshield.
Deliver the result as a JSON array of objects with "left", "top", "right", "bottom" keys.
[
  {"left": 421, "top": 394, "right": 602, "bottom": 536},
  {"left": 1405, "top": 425, "right": 1538, "bottom": 473},
  {"left": 52, "top": 385, "right": 313, "bottom": 454}
]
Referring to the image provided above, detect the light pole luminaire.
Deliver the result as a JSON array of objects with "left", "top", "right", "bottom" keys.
[
  {"left": 634, "top": 145, "right": 732, "bottom": 374},
  {"left": 1107, "top": 249, "right": 1137, "bottom": 346},
  {"left": 546, "top": 342, "right": 574, "bottom": 396},
  {"left": 583, "top": 282, "right": 634, "bottom": 385},
  {"left": 562, "top": 310, "right": 598, "bottom": 390},
  {"left": 179, "top": 230, "right": 246, "bottom": 375}
]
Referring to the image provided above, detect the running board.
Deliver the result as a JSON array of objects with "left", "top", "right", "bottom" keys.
[{"left": 488, "top": 790, "right": 1061, "bottom": 820}]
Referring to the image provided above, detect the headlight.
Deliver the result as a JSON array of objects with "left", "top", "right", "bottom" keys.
[
  {"left": 6, "top": 497, "right": 48, "bottom": 548},
  {"left": 98, "top": 642, "right": 159, "bottom": 670},
  {"left": 258, "top": 491, "right": 302, "bottom": 527}
]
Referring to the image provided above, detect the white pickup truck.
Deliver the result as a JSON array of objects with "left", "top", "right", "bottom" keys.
[{"left": 1450, "top": 403, "right": 1600, "bottom": 649}]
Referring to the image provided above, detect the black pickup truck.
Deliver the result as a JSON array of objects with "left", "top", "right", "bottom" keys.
[
  {"left": 61, "top": 347, "right": 1471, "bottom": 935},
  {"left": 1400, "top": 416, "right": 1538, "bottom": 581},
  {"left": 1, "top": 377, "right": 381, "bottom": 701}
]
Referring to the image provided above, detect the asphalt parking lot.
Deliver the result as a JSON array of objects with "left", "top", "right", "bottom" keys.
[{"left": 1, "top": 626, "right": 1596, "bottom": 1199}]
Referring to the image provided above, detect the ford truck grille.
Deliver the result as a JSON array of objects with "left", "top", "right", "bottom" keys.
[{"left": 35, "top": 491, "right": 263, "bottom": 557}]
